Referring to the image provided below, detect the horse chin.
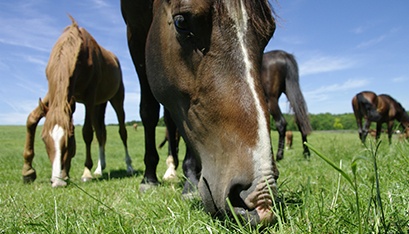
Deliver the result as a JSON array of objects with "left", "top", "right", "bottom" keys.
[{"left": 233, "top": 206, "right": 276, "bottom": 226}]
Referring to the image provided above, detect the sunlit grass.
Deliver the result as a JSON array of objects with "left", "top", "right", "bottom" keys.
[{"left": 1, "top": 126, "right": 408, "bottom": 233}]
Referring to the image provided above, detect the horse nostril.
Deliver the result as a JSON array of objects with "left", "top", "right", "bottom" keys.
[{"left": 228, "top": 183, "right": 251, "bottom": 211}]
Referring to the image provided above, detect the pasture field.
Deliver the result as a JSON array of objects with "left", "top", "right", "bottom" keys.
[{"left": 0, "top": 125, "right": 408, "bottom": 233}]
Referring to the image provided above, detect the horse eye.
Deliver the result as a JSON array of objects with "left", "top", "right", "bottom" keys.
[{"left": 174, "top": 14, "right": 190, "bottom": 33}]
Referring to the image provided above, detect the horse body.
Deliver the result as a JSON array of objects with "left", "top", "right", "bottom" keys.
[
  {"left": 22, "top": 16, "right": 133, "bottom": 187},
  {"left": 352, "top": 91, "right": 409, "bottom": 144},
  {"left": 261, "top": 50, "right": 312, "bottom": 160},
  {"left": 122, "top": 0, "right": 279, "bottom": 225}
]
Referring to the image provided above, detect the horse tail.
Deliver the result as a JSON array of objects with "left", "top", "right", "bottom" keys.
[
  {"left": 158, "top": 137, "right": 167, "bottom": 149},
  {"left": 284, "top": 54, "right": 312, "bottom": 135}
]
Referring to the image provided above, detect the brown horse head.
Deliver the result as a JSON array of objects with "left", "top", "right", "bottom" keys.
[
  {"left": 146, "top": 0, "right": 278, "bottom": 225},
  {"left": 40, "top": 95, "right": 76, "bottom": 187}
]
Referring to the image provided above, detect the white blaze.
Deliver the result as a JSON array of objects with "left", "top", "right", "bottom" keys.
[
  {"left": 226, "top": 1, "right": 273, "bottom": 174},
  {"left": 50, "top": 125, "right": 64, "bottom": 181}
]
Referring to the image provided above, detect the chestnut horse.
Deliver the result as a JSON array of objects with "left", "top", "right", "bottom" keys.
[
  {"left": 121, "top": 0, "right": 279, "bottom": 225},
  {"left": 352, "top": 91, "right": 409, "bottom": 144},
  {"left": 261, "top": 50, "right": 312, "bottom": 160},
  {"left": 22, "top": 16, "right": 133, "bottom": 187},
  {"left": 285, "top": 130, "right": 293, "bottom": 150}
]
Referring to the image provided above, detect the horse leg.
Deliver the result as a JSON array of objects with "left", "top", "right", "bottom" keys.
[
  {"left": 163, "top": 109, "right": 179, "bottom": 181},
  {"left": 269, "top": 97, "right": 286, "bottom": 161},
  {"left": 375, "top": 122, "right": 383, "bottom": 143},
  {"left": 298, "top": 123, "right": 310, "bottom": 158},
  {"left": 353, "top": 109, "right": 365, "bottom": 143},
  {"left": 361, "top": 119, "right": 371, "bottom": 144},
  {"left": 109, "top": 88, "right": 134, "bottom": 175},
  {"left": 139, "top": 88, "right": 161, "bottom": 191},
  {"left": 126, "top": 23, "right": 160, "bottom": 190},
  {"left": 182, "top": 146, "right": 201, "bottom": 198},
  {"left": 387, "top": 121, "right": 394, "bottom": 145},
  {"left": 22, "top": 96, "right": 49, "bottom": 183},
  {"left": 81, "top": 107, "right": 94, "bottom": 182},
  {"left": 93, "top": 103, "right": 108, "bottom": 177}
]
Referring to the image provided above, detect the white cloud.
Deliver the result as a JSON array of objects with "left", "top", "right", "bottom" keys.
[
  {"left": 299, "top": 55, "right": 357, "bottom": 76},
  {"left": 305, "top": 79, "right": 369, "bottom": 102},
  {"left": 356, "top": 35, "right": 386, "bottom": 49},
  {"left": 392, "top": 76, "right": 408, "bottom": 83}
]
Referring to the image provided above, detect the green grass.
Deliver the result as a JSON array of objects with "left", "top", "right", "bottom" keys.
[{"left": 1, "top": 126, "right": 408, "bottom": 233}]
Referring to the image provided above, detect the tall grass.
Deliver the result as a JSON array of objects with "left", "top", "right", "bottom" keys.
[{"left": 0, "top": 126, "right": 408, "bottom": 233}]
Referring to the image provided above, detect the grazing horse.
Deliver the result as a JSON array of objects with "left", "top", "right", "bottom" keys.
[
  {"left": 22, "top": 16, "right": 133, "bottom": 187},
  {"left": 133, "top": 123, "right": 138, "bottom": 131},
  {"left": 121, "top": 0, "right": 279, "bottom": 225},
  {"left": 261, "top": 50, "right": 312, "bottom": 160},
  {"left": 285, "top": 130, "right": 293, "bottom": 150},
  {"left": 352, "top": 91, "right": 409, "bottom": 144}
]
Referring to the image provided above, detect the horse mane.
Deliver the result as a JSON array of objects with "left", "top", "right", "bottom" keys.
[
  {"left": 246, "top": 0, "right": 276, "bottom": 39},
  {"left": 42, "top": 15, "right": 82, "bottom": 137}
]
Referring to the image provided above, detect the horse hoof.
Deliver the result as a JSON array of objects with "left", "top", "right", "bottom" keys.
[
  {"left": 81, "top": 177, "right": 93, "bottom": 182},
  {"left": 127, "top": 166, "right": 135, "bottom": 176},
  {"left": 51, "top": 179, "right": 67, "bottom": 187},
  {"left": 163, "top": 169, "right": 178, "bottom": 182},
  {"left": 22, "top": 174, "right": 37, "bottom": 184},
  {"left": 22, "top": 168, "right": 37, "bottom": 183},
  {"left": 139, "top": 182, "right": 158, "bottom": 193},
  {"left": 163, "top": 174, "right": 178, "bottom": 182}
]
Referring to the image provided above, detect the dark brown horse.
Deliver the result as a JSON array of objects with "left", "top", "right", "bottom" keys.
[
  {"left": 22, "top": 16, "right": 133, "bottom": 187},
  {"left": 121, "top": 0, "right": 279, "bottom": 225},
  {"left": 261, "top": 50, "right": 312, "bottom": 160},
  {"left": 352, "top": 91, "right": 409, "bottom": 144}
]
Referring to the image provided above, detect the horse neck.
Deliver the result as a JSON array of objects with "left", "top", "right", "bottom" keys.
[{"left": 43, "top": 22, "right": 81, "bottom": 138}]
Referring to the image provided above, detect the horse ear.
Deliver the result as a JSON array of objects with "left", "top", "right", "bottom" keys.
[{"left": 38, "top": 98, "right": 48, "bottom": 116}]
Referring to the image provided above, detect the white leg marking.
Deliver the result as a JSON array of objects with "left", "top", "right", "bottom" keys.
[
  {"left": 81, "top": 167, "right": 93, "bottom": 182},
  {"left": 124, "top": 147, "right": 134, "bottom": 175},
  {"left": 94, "top": 146, "right": 105, "bottom": 177},
  {"left": 50, "top": 125, "right": 67, "bottom": 187},
  {"left": 163, "top": 156, "right": 178, "bottom": 181}
]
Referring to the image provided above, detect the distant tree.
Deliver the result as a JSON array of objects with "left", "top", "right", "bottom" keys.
[{"left": 333, "top": 118, "right": 344, "bottom": 129}]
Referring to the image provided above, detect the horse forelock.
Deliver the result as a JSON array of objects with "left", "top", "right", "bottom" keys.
[{"left": 216, "top": 0, "right": 275, "bottom": 40}]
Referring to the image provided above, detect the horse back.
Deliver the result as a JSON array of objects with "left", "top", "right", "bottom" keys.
[
  {"left": 378, "top": 94, "right": 406, "bottom": 121},
  {"left": 261, "top": 50, "right": 289, "bottom": 99},
  {"left": 74, "top": 28, "right": 122, "bottom": 104}
]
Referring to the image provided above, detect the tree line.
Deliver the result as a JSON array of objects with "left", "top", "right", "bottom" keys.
[
  {"left": 123, "top": 112, "right": 407, "bottom": 131},
  {"left": 275, "top": 112, "right": 407, "bottom": 132}
]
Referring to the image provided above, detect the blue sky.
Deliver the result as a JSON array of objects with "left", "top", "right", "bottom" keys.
[{"left": 0, "top": 1, "right": 408, "bottom": 125}]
